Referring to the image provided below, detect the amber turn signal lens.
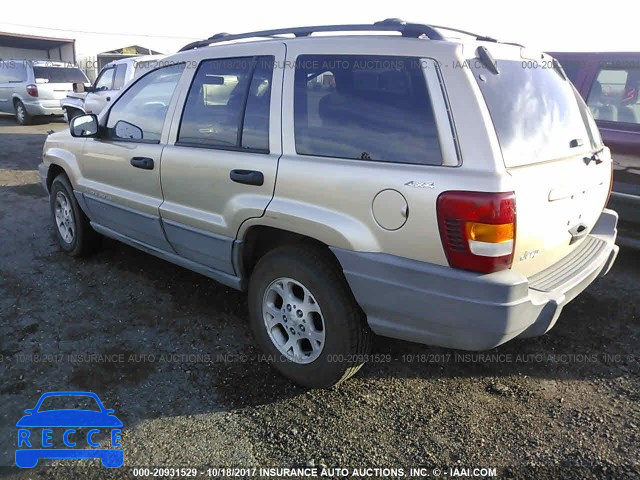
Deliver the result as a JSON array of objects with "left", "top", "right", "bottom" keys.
[{"left": 465, "top": 222, "right": 514, "bottom": 243}]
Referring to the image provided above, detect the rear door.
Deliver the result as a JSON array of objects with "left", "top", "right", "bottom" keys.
[
  {"left": 471, "top": 50, "right": 612, "bottom": 277},
  {"left": 159, "top": 43, "right": 285, "bottom": 274},
  {"left": 0, "top": 61, "right": 27, "bottom": 112},
  {"left": 32, "top": 64, "right": 88, "bottom": 102}
]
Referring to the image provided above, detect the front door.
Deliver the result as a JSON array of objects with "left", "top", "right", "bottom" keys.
[
  {"left": 75, "top": 62, "right": 186, "bottom": 251},
  {"left": 84, "top": 66, "right": 115, "bottom": 115}
]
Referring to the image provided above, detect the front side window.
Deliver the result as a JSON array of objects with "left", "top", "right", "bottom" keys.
[
  {"left": 178, "top": 56, "right": 273, "bottom": 152},
  {"left": 106, "top": 63, "right": 185, "bottom": 142},
  {"left": 587, "top": 67, "right": 640, "bottom": 125},
  {"left": 294, "top": 55, "right": 443, "bottom": 165},
  {"left": 95, "top": 67, "right": 115, "bottom": 90}
]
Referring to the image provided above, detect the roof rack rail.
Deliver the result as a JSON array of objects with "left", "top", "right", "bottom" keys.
[{"left": 179, "top": 18, "right": 445, "bottom": 52}]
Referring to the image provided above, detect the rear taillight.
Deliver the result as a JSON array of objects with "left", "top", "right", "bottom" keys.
[
  {"left": 437, "top": 191, "right": 516, "bottom": 274},
  {"left": 26, "top": 84, "right": 38, "bottom": 97}
]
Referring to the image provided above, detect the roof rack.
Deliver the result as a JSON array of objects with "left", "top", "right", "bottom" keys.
[{"left": 179, "top": 19, "right": 445, "bottom": 52}]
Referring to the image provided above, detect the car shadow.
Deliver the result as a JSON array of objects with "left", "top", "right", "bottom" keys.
[{"left": 53, "top": 238, "right": 639, "bottom": 414}]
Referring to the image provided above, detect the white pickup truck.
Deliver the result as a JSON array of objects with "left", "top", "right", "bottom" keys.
[{"left": 61, "top": 55, "right": 165, "bottom": 122}]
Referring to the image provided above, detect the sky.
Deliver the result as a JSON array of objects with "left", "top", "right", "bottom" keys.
[{"left": 0, "top": 0, "right": 637, "bottom": 57}]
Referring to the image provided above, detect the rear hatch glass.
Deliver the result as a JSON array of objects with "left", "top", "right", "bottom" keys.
[
  {"left": 471, "top": 55, "right": 610, "bottom": 277},
  {"left": 33, "top": 66, "right": 88, "bottom": 84},
  {"left": 473, "top": 60, "right": 598, "bottom": 167},
  {"left": 33, "top": 66, "right": 88, "bottom": 100}
]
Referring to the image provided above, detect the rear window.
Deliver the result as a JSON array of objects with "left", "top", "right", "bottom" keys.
[
  {"left": 33, "top": 66, "right": 88, "bottom": 84},
  {"left": 294, "top": 55, "right": 443, "bottom": 165},
  {"left": 472, "top": 60, "right": 594, "bottom": 167}
]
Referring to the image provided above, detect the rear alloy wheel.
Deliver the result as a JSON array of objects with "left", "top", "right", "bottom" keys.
[
  {"left": 262, "top": 276, "right": 326, "bottom": 364},
  {"left": 15, "top": 100, "right": 32, "bottom": 125},
  {"left": 248, "top": 244, "right": 372, "bottom": 388}
]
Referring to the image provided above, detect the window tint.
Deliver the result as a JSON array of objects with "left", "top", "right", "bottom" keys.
[
  {"left": 178, "top": 56, "right": 273, "bottom": 152},
  {"left": 33, "top": 66, "right": 87, "bottom": 83},
  {"left": 106, "top": 63, "right": 185, "bottom": 142},
  {"left": 113, "top": 64, "right": 127, "bottom": 90},
  {"left": 587, "top": 68, "right": 640, "bottom": 125},
  {"left": 294, "top": 55, "right": 442, "bottom": 165},
  {"left": 95, "top": 67, "right": 115, "bottom": 90}
]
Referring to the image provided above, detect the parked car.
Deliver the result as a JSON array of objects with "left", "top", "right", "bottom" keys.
[
  {"left": 61, "top": 55, "right": 166, "bottom": 122},
  {"left": 39, "top": 20, "right": 619, "bottom": 388},
  {"left": 552, "top": 52, "right": 640, "bottom": 227},
  {"left": 0, "top": 60, "right": 88, "bottom": 125}
]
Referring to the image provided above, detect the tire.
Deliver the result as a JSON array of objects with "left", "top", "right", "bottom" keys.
[
  {"left": 14, "top": 100, "right": 32, "bottom": 125},
  {"left": 248, "top": 244, "right": 372, "bottom": 388},
  {"left": 49, "top": 174, "right": 100, "bottom": 257}
]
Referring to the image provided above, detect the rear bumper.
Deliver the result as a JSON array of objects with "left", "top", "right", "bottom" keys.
[
  {"left": 331, "top": 209, "right": 619, "bottom": 351},
  {"left": 23, "top": 99, "right": 64, "bottom": 116}
]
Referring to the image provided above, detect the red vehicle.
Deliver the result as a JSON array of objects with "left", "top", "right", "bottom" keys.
[{"left": 552, "top": 52, "right": 640, "bottom": 240}]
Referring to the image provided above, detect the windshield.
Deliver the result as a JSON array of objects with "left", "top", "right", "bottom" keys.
[
  {"left": 33, "top": 66, "right": 88, "bottom": 84},
  {"left": 472, "top": 59, "right": 598, "bottom": 167},
  {"left": 37, "top": 395, "right": 101, "bottom": 412}
]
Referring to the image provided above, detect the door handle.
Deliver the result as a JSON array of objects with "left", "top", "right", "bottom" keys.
[
  {"left": 130, "top": 157, "right": 154, "bottom": 170},
  {"left": 229, "top": 169, "right": 264, "bottom": 186}
]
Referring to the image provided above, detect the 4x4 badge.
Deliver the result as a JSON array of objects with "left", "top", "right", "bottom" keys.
[{"left": 404, "top": 181, "right": 435, "bottom": 189}]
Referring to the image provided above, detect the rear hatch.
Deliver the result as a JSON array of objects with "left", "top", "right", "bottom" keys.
[
  {"left": 471, "top": 49, "right": 611, "bottom": 278},
  {"left": 33, "top": 64, "right": 88, "bottom": 100}
]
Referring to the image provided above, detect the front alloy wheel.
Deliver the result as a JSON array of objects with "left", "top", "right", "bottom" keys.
[{"left": 54, "top": 191, "right": 76, "bottom": 244}]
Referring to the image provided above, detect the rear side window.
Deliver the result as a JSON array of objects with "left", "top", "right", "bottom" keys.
[
  {"left": 113, "top": 64, "right": 127, "bottom": 89},
  {"left": 0, "top": 61, "right": 26, "bottom": 82},
  {"left": 587, "top": 67, "right": 640, "bottom": 125},
  {"left": 32, "top": 66, "right": 87, "bottom": 83},
  {"left": 473, "top": 60, "right": 592, "bottom": 167},
  {"left": 178, "top": 56, "right": 273, "bottom": 152},
  {"left": 294, "top": 55, "right": 443, "bottom": 165}
]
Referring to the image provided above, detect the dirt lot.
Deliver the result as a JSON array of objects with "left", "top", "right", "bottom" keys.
[{"left": 0, "top": 114, "right": 638, "bottom": 479}]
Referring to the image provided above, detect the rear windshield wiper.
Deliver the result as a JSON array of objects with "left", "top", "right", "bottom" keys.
[
  {"left": 476, "top": 46, "right": 499, "bottom": 75},
  {"left": 551, "top": 59, "right": 568, "bottom": 81}
]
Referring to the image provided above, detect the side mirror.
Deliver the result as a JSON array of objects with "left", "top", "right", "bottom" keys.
[
  {"left": 70, "top": 114, "right": 99, "bottom": 138},
  {"left": 114, "top": 120, "right": 143, "bottom": 141},
  {"left": 105, "top": 409, "right": 115, "bottom": 414}
]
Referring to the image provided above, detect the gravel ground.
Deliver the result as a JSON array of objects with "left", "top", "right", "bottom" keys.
[{"left": 0, "top": 114, "right": 638, "bottom": 479}]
